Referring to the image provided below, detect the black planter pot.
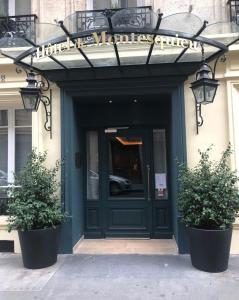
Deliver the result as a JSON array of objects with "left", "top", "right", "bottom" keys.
[
  {"left": 188, "top": 227, "right": 232, "bottom": 273},
  {"left": 18, "top": 226, "right": 60, "bottom": 269}
]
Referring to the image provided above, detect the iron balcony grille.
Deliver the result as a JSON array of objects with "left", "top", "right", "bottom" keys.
[
  {"left": 228, "top": 0, "right": 239, "bottom": 24},
  {"left": 0, "top": 14, "right": 37, "bottom": 40},
  {"left": 76, "top": 6, "right": 153, "bottom": 32}
]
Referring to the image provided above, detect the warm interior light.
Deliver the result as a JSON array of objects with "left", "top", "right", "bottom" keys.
[{"left": 115, "top": 137, "right": 143, "bottom": 146}]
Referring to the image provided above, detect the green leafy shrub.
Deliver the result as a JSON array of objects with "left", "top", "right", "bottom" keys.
[
  {"left": 178, "top": 145, "right": 239, "bottom": 230},
  {"left": 7, "top": 150, "right": 65, "bottom": 232}
]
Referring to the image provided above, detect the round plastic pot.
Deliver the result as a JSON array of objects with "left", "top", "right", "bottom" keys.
[
  {"left": 188, "top": 226, "right": 232, "bottom": 273},
  {"left": 18, "top": 226, "right": 60, "bottom": 269}
]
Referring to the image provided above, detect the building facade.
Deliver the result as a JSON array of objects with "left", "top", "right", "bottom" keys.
[{"left": 0, "top": 0, "right": 239, "bottom": 254}]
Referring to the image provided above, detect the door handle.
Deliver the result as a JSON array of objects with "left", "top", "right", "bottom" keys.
[{"left": 146, "top": 164, "right": 151, "bottom": 202}]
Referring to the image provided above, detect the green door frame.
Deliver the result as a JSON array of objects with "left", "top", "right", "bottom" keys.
[{"left": 58, "top": 75, "right": 188, "bottom": 254}]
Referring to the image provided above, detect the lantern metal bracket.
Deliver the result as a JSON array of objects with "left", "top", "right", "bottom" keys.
[
  {"left": 29, "top": 70, "right": 52, "bottom": 138},
  {"left": 212, "top": 54, "right": 226, "bottom": 79},
  {"left": 39, "top": 91, "right": 52, "bottom": 138}
]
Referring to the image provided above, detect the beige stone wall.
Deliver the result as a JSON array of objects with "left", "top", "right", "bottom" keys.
[
  {"left": 154, "top": 0, "right": 229, "bottom": 23},
  {"left": 32, "top": 82, "right": 61, "bottom": 174},
  {"left": 0, "top": 217, "right": 21, "bottom": 253},
  {"left": 0, "top": 62, "right": 26, "bottom": 109},
  {"left": 31, "top": 0, "right": 86, "bottom": 23},
  {"left": 184, "top": 76, "right": 229, "bottom": 167}
]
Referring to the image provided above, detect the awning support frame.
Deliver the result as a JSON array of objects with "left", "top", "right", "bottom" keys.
[
  {"left": 174, "top": 20, "right": 208, "bottom": 63},
  {"left": 59, "top": 20, "right": 94, "bottom": 68},
  {"left": 104, "top": 9, "right": 121, "bottom": 66},
  {"left": 146, "top": 13, "right": 163, "bottom": 64},
  {"left": 24, "top": 37, "right": 69, "bottom": 70}
]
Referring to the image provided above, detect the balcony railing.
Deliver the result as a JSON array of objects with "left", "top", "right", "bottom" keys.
[
  {"left": 75, "top": 6, "right": 153, "bottom": 32},
  {"left": 228, "top": 0, "right": 239, "bottom": 24},
  {"left": 0, "top": 14, "right": 37, "bottom": 40}
]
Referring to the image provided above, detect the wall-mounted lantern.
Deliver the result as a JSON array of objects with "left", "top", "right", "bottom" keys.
[
  {"left": 20, "top": 70, "right": 52, "bottom": 138},
  {"left": 190, "top": 44, "right": 222, "bottom": 134}
]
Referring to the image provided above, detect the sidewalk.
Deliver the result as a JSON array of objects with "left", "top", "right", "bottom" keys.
[{"left": 0, "top": 254, "right": 239, "bottom": 300}]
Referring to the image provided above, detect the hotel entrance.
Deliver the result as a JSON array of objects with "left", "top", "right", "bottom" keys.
[{"left": 80, "top": 97, "right": 172, "bottom": 239}]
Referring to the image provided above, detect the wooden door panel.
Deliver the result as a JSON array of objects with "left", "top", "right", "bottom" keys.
[{"left": 108, "top": 208, "right": 148, "bottom": 230}]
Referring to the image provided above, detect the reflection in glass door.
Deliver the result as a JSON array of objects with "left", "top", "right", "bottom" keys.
[{"left": 108, "top": 136, "right": 145, "bottom": 198}]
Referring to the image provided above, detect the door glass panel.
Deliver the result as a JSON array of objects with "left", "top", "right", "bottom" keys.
[
  {"left": 108, "top": 136, "right": 145, "bottom": 198},
  {"left": 87, "top": 131, "right": 99, "bottom": 200},
  {"left": 153, "top": 129, "right": 168, "bottom": 200}
]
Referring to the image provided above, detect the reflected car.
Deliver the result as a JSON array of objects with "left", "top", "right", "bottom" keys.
[{"left": 89, "top": 170, "right": 132, "bottom": 195}]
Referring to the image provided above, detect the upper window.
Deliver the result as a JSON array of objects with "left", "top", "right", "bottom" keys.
[
  {"left": 0, "top": 0, "right": 8, "bottom": 16},
  {"left": 0, "top": 0, "right": 31, "bottom": 16},
  {"left": 92, "top": 0, "right": 144, "bottom": 10},
  {"left": 0, "top": 109, "right": 32, "bottom": 188}
]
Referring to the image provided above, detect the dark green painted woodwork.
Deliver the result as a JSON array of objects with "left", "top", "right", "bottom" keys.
[
  {"left": 45, "top": 63, "right": 200, "bottom": 84},
  {"left": 59, "top": 91, "right": 84, "bottom": 254},
  {"left": 58, "top": 74, "right": 188, "bottom": 253},
  {"left": 83, "top": 125, "right": 172, "bottom": 239},
  {"left": 170, "top": 84, "right": 189, "bottom": 253}
]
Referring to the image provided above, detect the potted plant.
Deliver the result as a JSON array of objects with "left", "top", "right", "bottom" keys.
[
  {"left": 178, "top": 145, "right": 239, "bottom": 272},
  {"left": 7, "top": 150, "right": 65, "bottom": 269}
]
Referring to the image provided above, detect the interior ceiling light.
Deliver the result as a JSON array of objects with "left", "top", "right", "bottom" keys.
[{"left": 115, "top": 137, "right": 143, "bottom": 146}]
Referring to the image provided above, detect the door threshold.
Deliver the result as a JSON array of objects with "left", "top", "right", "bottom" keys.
[
  {"left": 105, "top": 237, "right": 150, "bottom": 240},
  {"left": 74, "top": 238, "right": 178, "bottom": 255}
]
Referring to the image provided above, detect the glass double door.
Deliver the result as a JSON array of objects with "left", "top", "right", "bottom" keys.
[{"left": 85, "top": 128, "right": 171, "bottom": 238}]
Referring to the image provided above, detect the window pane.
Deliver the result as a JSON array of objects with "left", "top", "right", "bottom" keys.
[
  {"left": 108, "top": 136, "right": 145, "bottom": 198},
  {"left": 93, "top": 0, "right": 142, "bottom": 9},
  {"left": 15, "top": 127, "right": 32, "bottom": 174},
  {"left": 0, "top": 0, "right": 8, "bottom": 16},
  {"left": 153, "top": 129, "right": 168, "bottom": 200},
  {"left": 125, "top": 0, "right": 138, "bottom": 7},
  {"left": 15, "top": 0, "right": 31, "bottom": 15},
  {"left": 0, "top": 128, "right": 8, "bottom": 186},
  {"left": 93, "top": 0, "right": 111, "bottom": 9},
  {"left": 15, "top": 110, "right": 32, "bottom": 126},
  {"left": 0, "top": 110, "right": 7, "bottom": 126},
  {"left": 87, "top": 131, "right": 99, "bottom": 200}
]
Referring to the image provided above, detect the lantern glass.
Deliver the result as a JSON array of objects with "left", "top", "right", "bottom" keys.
[
  {"left": 192, "top": 83, "right": 218, "bottom": 105},
  {"left": 192, "top": 85, "right": 204, "bottom": 104},
  {"left": 20, "top": 91, "right": 40, "bottom": 111},
  {"left": 204, "top": 84, "right": 217, "bottom": 104}
]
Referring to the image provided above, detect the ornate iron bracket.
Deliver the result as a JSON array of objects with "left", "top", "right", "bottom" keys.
[
  {"left": 16, "top": 66, "right": 52, "bottom": 138},
  {"left": 195, "top": 45, "right": 226, "bottom": 134},
  {"left": 36, "top": 74, "right": 52, "bottom": 138},
  {"left": 196, "top": 102, "right": 204, "bottom": 134},
  {"left": 40, "top": 92, "right": 52, "bottom": 136}
]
